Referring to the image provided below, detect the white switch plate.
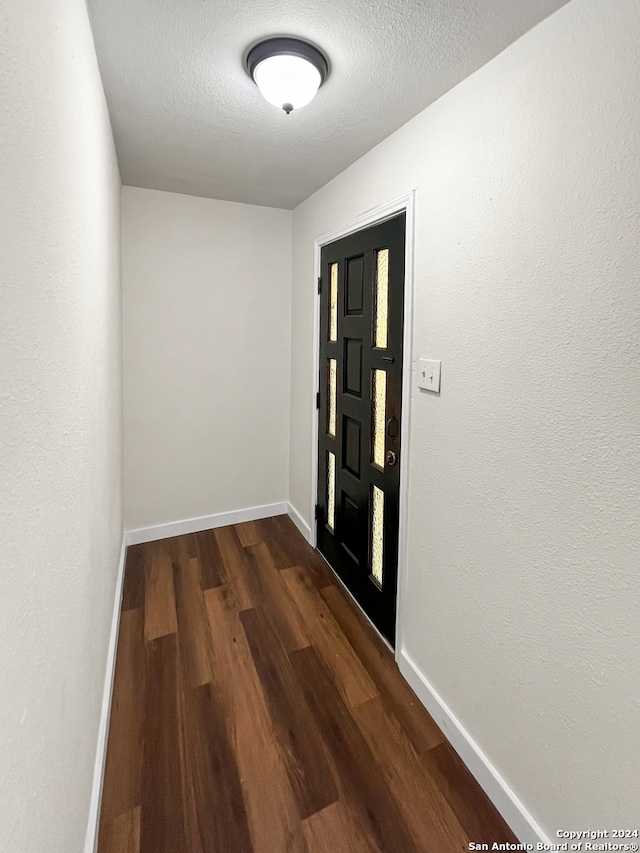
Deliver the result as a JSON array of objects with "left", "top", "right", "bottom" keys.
[{"left": 418, "top": 359, "right": 441, "bottom": 393}]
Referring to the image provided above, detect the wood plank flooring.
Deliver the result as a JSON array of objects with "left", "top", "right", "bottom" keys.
[{"left": 98, "top": 514, "right": 517, "bottom": 853}]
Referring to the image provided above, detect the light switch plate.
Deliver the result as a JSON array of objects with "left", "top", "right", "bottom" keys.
[{"left": 418, "top": 359, "right": 441, "bottom": 393}]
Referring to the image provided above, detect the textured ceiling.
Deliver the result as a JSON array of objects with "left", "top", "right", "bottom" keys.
[{"left": 87, "top": 0, "right": 569, "bottom": 209}]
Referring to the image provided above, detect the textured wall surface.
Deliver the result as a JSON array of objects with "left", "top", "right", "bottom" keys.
[
  {"left": 87, "top": 0, "right": 568, "bottom": 208},
  {"left": 290, "top": 0, "right": 640, "bottom": 835},
  {"left": 0, "top": 1, "right": 123, "bottom": 851},
  {"left": 123, "top": 187, "right": 292, "bottom": 529}
]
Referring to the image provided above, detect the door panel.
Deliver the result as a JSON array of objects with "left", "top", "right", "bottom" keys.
[{"left": 316, "top": 213, "right": 405, "bottom": 646}]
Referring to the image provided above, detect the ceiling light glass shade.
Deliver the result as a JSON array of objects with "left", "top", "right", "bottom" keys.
[
  {"left": 246, "top": 38, "right": 329, "bottom": 114},
  {"left": 254, "top": 54, "right": 321, "bottom": 112}
]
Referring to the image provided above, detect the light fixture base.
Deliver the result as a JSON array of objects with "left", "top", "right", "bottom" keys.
[{"left": 246, "top": 37, "right": 329, "bottom": 86}]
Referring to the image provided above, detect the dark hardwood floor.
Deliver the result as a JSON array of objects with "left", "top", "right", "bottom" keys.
[{"left": 98, "top": 514, "right": 517, "bottom": 853}]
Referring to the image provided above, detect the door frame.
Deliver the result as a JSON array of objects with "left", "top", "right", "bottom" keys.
[{"left": 309, "top": 191, "right": 415, "bottom": 659}]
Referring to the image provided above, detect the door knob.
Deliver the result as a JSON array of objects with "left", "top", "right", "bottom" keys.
[
  {"left": 386, "top": 450, "right": 397, "bottom": 467},
  {"left": 386, "top": 416, "right": 399, "bottom": 438}
]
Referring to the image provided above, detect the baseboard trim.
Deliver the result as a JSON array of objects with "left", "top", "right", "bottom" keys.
[
  {"left": 125, "top": 501, "right": 289, "bottom": 545},
  {"left": 398, "top": 649, "right": 551, "bottom": 847},
  {"left": 286, "top": 502, "right": 312, "bottom": 543},
  {"left": 84, "top": 534, "right": 127, "bottom": 853}
]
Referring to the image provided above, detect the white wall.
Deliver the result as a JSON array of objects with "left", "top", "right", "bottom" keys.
[
  {"left": 290, "top": 0, "right": 640, "bottom": 838},
  {"left": 123, "top": 187, "right": 292, "bottom": 530},
  {"left": 0, "top": 1, "right": 123, "bottom": 851}
]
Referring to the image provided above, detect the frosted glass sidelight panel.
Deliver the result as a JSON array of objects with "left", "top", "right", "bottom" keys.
[
  {"left": 329, "top": 263, "right": 338, "bottom": 342},
  {"left": 371, "top": 486, "right": 384, "bottom": 585},
  {"left": 327, "top": 452, "right": 336, "bottom": 532},
  {"left": 328, "top": 359, "right": 337, "bottom": 437},
  {"left": 372, "top": 369, "right": 387, "bottom": 468},
  {"left": 374, "top": 249, "right": 389, "bottom": 348}
]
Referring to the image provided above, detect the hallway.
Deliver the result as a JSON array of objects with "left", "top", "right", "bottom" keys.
[{"left": 98, "top": 515, "right": 516, "bottom": 852}]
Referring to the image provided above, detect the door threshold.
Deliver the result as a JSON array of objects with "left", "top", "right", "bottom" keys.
[{"left": 316, "top": 549, "right": 395, "bottom": 655}]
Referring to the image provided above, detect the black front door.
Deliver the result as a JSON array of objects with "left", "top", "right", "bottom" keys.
[{"left": 316, "top": 213, "right": 405, "bottom": 646}]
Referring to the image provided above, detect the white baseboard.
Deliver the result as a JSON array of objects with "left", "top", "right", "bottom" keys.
[
  {"left": 286, "top": 502, "right": 312, "bottom": 543},
  {"left": 125, "top": 501, "right": 289, "bottom": 545},
  {"left": 398, "top": 650, "right": 551, "bottom": 847},
  {"left": 84, "top": 535, "right": 128, "bottom": 853}
]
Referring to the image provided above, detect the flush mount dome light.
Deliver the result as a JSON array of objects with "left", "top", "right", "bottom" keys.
[{"left": 246, "top": 37, "right": 328, "bottom": 114}]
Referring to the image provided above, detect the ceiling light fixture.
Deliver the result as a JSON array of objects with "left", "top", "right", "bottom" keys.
[{"left": 246, "top": 37, "right": 329, "bottom": 115}]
